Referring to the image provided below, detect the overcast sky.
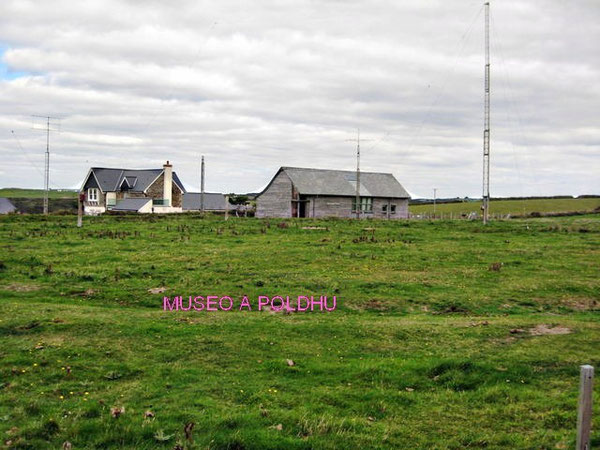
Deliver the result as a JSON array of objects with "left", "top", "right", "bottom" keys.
[{"left": 0, "top": 0, "right": 598, "bottom": 198}]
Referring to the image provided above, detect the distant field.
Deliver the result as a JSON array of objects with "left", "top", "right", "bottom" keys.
[
  {"left": 0, "top": 214, "right": 598, "bottom": 448},
  {"left": 410, "top": 197, "right": 600, "bottom": 217},
  {"left": 8, "top": 198, "right": 78, "bottom": 214},
  {"left": 0, "top": 188, "right": 77, "bottom": 199}
]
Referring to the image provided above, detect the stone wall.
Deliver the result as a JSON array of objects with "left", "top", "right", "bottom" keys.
[{"left": 145, "top": 173, "right": 183, "bottom": 207}]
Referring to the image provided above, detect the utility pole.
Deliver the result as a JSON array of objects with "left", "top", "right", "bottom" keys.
[
  {"left": 433, "top": 188, "right": 437, "bottom": 217},
  {"left": 355, "top": 129, "right": 361, "bottom": 220},
  {"left": 482, "top": 1, "right": 491, "bottom": 224},
  {"left": 346, "top": 129, "right": 372, "bottom": 219},
  {"left": 32, "top": 115, "right": 60, "bottom": 215},
  {"left": 200, "top": 155, "right": 205, "bottom": 213},
  {"left": 77, "top": 191, "right": 83, "bottom": 227},
  {"left": 44, "top": 117, "right": 50, "bottom": 215}
]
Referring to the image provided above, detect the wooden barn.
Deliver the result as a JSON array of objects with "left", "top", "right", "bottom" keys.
[{"left": 256, "top": 167, "right": 410, "bottom": 219}]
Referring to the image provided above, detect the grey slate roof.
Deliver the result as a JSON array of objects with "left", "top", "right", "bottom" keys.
[
  {"left": 111, "top": 198, "right": 152, "bottom": 211},
  {"left": 0, "top": 198, "right": 17, "bottom": 214},
  {"left": 86, "top": 168, "right": 186, "bottom": 193},
  {"left": 264, "top": 167, "right": 410, "bottom": 198},
  {"left": 183, "top": 192, "right": 230, "bottom": 211}
]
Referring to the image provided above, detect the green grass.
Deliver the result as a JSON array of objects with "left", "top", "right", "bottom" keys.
[
  {"left": 0, "top": 214, "right": 599, "bottom": 449},
  {"left": 0, "top": 188, "right": 77, "bottom": 199},
  {"left": 410, "top": 197, "right": 600, "bottom": 217}
]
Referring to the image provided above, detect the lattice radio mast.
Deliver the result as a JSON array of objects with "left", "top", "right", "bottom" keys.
[
  {"left": 200, "top": 155, "right": 205, "bottom": 213},
  {"left": 32, "top": 115, "right": 60, "bottom": 215},
  {"left": 347, "top": 129, "right": 372, "bottom": 219},
  {"left": 482, "top": 2, "right": 491, "bottom": 224}
]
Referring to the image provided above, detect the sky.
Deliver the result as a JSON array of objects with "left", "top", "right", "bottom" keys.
[{"left": 0, "top": 0, "right": 598, "bottom": 198}]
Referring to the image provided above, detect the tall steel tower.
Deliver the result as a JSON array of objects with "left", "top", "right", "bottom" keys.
[{"left": 482, "top": 1, "right": 491, "bottom": 224}]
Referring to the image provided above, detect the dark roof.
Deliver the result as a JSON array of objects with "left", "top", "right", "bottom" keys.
[
  {"left": 183, "top": 192, "right": 230, "bottom": 211},
  {"left": 123, "top": 176, "right": 138, "bottom": 188},
  {"left": 111, "top": 198, "right": 152, "bottom": 211},
  {"left": 260, "top": 167, "right": 410, "bottom": 198},
  {"left": 0, "top": 198, "right": 17, "bottom": 214},
  {"left": 85, "top": 167, "right": 186, "bottom": 193}
]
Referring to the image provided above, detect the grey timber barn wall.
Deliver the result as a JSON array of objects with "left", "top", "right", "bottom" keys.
[
  {"left": 256, "top": 171, "right": 293, "bottom": 218},
  {"left": 311, "top": 196, "right": 352, "bottom": 218},
  {"left": 311, "top": 196, "right": 408, "bottom": 219}
]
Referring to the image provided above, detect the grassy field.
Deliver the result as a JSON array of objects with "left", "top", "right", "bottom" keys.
[
  {"left": 0, "top": 214, "right": 599, "bottom": 449},
  {"left": 0, "top": 189, "right": 77, "bottom": 199},
  {"left": 410, "top": 197, "right": 600, "bottom": 217}
]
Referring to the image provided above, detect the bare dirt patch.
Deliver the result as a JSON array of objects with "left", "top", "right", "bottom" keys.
[
  {"left": 564, "top": 297, "right": 598, "bottom": 311},
  {"left": 529, "top": 324, "right": 572, "bottom": 336},
  {"left": 148, "top": 287, "right": 167, "bottom": 294},
  {"left": 2, "top": 283, "right": 40, "bottom": 292},
  {"left": 363, "top": 299, "right": 390, "bottom": 311}
]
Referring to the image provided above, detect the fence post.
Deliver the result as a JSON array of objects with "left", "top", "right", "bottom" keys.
[
  {"left": 576, "top": 365, "right": 594, "bottom": 450},
  {"left": 77, "top": 192, "right": 83, "bottom": 227}
]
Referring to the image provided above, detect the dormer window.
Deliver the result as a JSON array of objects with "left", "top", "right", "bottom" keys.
[
  {"left": 88, "top": 188, "right": 99, "bottom": 202},
  {"left": 120, "top": 176, "right": 137, "bottom": 191}
]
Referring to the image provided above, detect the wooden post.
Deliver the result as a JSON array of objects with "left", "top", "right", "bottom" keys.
[
  {"left": 77, "top": 192, "right": 83, "bottom": 228},
  {"left": 576, "top": 365, "right": 594, "bottom": 450},
  {"left": 224, "top": 195, "right": 229, "bottom": 221}
]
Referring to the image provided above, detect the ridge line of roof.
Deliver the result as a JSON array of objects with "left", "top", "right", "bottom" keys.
[
  {"left": 281, "top": 166, "right": 395, "bottom": 176},
  {"left": 91, "top": 167, "right": 164, "bottom": 171}
]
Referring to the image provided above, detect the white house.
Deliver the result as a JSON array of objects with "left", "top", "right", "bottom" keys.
[{"left": 80, "top": 161, "right": 186, "bottom": 215}]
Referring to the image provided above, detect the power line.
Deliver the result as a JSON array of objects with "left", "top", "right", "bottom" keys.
[
  {"left": 10, "top": 130, "right": 63, "bottom": 189},
  {"left": 365, "top": 3, "right": 485, "bottom": 154},
  {"left": 489, "top": 13, "right": 542, "bottom": 197}
]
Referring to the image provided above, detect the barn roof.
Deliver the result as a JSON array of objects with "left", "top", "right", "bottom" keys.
[
  {"left": 0, "top": 198, "right": 17, "bottom": 214},
  {"left": 111, "top": 198, "right": 152, "bottom": 212},
  {"left": 183, "top": 193, "right": 231, "bottom": 211},
  {"left": 262, "top": 167, "right": 410, "bottom": 198},
  {"left": 84, "top": 167, "right": 186, "bottom": 193}
]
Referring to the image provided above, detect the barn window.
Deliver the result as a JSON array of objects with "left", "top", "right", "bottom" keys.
[
  {"left": 352, "top": 197, "right": 373, "bottom": 213},
  {"left": 88, "top": 188, "right": 99, "bottom": 202},
  {"left": 391, "top": 204, "right": 397, "bottom": 214}
]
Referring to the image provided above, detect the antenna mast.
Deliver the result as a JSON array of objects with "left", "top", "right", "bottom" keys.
[
  {"left": 482, "top": 1, "right": 491, "bottom": 224},
  {"left": 200, "top": 155, "right": 205, "bottom": 213},
  {"left": 346, "top": 129, "right": 372, "bottom": 219},
  {"left": 356, "top": 129, "right": 361, "bottom": 219},
  {"left": 44, "top": 116, "right": 50, "bottom": 215},
  {"left": 32, "top": 115, "right": 59, "bottom": 215}
]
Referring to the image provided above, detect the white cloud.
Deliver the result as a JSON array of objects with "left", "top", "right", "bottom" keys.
[{"left": 0, "top": 0, "right": 598, "bottom": 197}]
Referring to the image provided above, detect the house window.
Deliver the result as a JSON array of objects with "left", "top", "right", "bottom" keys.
[
  {"left": 391, "top": 204, "right": 397, "bottom": 214},
  {"left": 88, "top": 188, "right": 99, "bottom": 202},
  {"left": 382, "top": 204, "right": 388, "bottom": 213},
  {"left": 352, "top": 197, "right": 373, "bottom": 213}
]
